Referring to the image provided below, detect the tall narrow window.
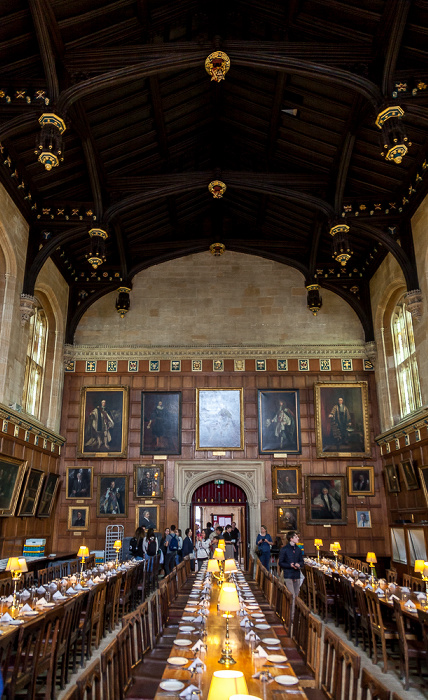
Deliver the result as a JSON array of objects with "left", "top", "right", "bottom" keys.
[
  {"left": 391, "top": 298, "right": 421, "bottom": 417},
  {"left": 22, "top": 307, "right": 48, "bottom": 417}
]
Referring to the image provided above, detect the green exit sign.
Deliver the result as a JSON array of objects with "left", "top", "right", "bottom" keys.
[{"left": 214, "top": 480, "right": 224, "bottom": 485}]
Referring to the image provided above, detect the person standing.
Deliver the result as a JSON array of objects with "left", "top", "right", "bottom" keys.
[
  {"left": 143, "top": 527, "right": 158, "bottom": 571},
  {"left": 182, "top": 528, "right": 195, "bottom": 571},
  {"left": 129, "top": 526, "right": 145, "bottom": 560},
  {"left": 195, "top": 532, "right": 210, "bottom": 571},
  {"left": 164, "top": 524, "right": 179, "bottom": 574},
  {"left": 159, "top": 527, "right": 170, "bottom": 577},
  {"left": 230, "top": 521, "right": 241, "bottom": 562},
  {"left": 256, "top": 525, "right": 272, "bottom": 570},
  {"left": 278, "top": 531, "right": 305, "bottom": 619}
]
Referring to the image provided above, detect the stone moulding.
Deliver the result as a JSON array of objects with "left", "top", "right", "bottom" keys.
[
  {"left": 375, "top": 404, "right": 428, "bottom": 445},
  {"left": 0, "top": 402, "right": 66, "bottom": 446}
]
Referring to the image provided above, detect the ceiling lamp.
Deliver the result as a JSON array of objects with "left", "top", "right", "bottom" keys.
[
  {"left": 208, "top": 180, "right": 227, "bottom": 199},
  {"left": 115, "top": 287, "right": 131, "bottom": 318},
  {"left": 306, "top": 279, "right": 322, "bottom": 316},
  {"left": 210, "top": 242, "right": 225, "bottom": 256},
  {"left": 35, "top": 113, "right": 66, "bottom": 171},
  {"left": 205, "top": 51, "right": 230, "bottom": 82},
  {"left": 330, "top": 222, "right": 352, "bottom": 267},
  {"left": 86, "top": 228, "right": 108, "bottom": 269},
  {"left": 375, "top": 106, "right": 411, "bottom": 164}
]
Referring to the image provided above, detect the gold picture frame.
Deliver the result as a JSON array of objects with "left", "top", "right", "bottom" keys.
[
  {"left": 17, "top": 468, "right": 44, "bottom": 517},
  {"left": 277, "top": 506, "right": 300, "bottom": 533},
  {"left": 66, "top": 466, "right": 93, "bottom": 499},
  {"left": 196, "top": 388, "right": 244, "bottom": 450},
  {"left": 0, "top": 455, "right": 27, "bottom": 517},
  {"left": 400, "top": 460, "right": 419, "bottom": 491},
  {"left": 314, "top": 382, "right": 370, "bottom": 458},
  {"left": 272, "top": 465, "right": 301, "bottom": 498},
  {"left": 78, "top": 386, "right": 129, "bottom": 458},
  {"left": 347, "top": 466, "right": 375, "bottom": 496},
  {"left": 418, "top": 465, "right": 428, "bottom": 505},
  {"left": 135, "top": 504, "right": 160, "bottom": 531},
  {"left": 97, "top": 475, "right": 128, "bottom": 517},
  {"left": 68, "top": 506, "right": 89, "bottom": 530},
  {"left": 134, "top": 463, "right": 164, "bottom": 499},
  {"left": 305, "top": 475, "right": 347, "bottom": 525}
]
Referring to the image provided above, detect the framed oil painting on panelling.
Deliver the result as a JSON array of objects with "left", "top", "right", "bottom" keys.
[
  {"left": 0, "top": 455, "right": 27, "bottom": 517},
  {"left": 134, "top": 464, "right": 164, "bottom": 499},
  {"left": 277, "top": 506, "right": 300, "bottom": 533},
  {"left": 97, "top": 475, "right": 128, "bottom": 516},
  {"left": 419, "top": 466, "right": 428, "bottom": 505},
  {"left": 37, "top": 473, "right": 60, "bottom": 518},
  {"left": 314, "top": 382, "right": 370, "bottom": 458},
  {"left": 140, "top": 392, "right": 181, "bottom": 455},
  {"left": 196, "top": 388, "right": 244, "bottom": 450},
  {"left": 66, "top": 467, "right": 93, "bottom": 499},
  {"left": 68, "top": 506, "right": 89, "bottom": 531},
  {"left": 347, "top": 466, "right": 375, "bottom": 496},
  {"left": 78, "top": 386, "right": 129, "bottom": 458},
  {"left": 305, "top": 475, "right": 347, "bottom": 525},
  {"left": 356, "top": 510, "right": 372, "bottom": 528},
  {"left": 400, "top": 460, "right": 419, "bottom": 491},
  {"left": 272, "top": 465, "right": 301, "bottom": 498},
  {"left": 258, "top": 390, "right": 301, "bottom": 455},
  {"left": 17, "top": 468, "right": 44, "bottom": 517},
  {"left": 385, "top": 463, "right": 400, "bottom": 493},
  {"left": 135, "top": 505, "right": 159, "bottom": 531}
]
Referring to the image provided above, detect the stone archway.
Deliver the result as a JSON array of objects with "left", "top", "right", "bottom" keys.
[{"left": 174, "top": 461, "right": 267, "bottom": 548}]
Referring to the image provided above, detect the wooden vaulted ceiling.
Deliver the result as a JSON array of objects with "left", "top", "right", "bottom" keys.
[{"left": 0, "top": 0, "right": 428, "bottom": 343}]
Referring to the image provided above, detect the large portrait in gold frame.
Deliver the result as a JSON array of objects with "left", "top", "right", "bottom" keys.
[
  {"left": 135, "top": 504, "right": 160, "bottom": 531},
  {"left": 314, "top": 382, "right": 370, "bottom": 458},
  {"left": 196, "top": 388, "right": 244, "bottom": 450},
  {"left": 78, "top": 386, "right": 129, "bottom": 458},
  {"left": 0, "top": 454, "right": 27, "bottom": 517}
]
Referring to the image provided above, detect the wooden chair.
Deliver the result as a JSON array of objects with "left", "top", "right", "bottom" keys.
[
  {"left": 101, "top": 637, "right": 122, "bottom": 700},
  {"left": 66, "top": 589, "right": 89, "bottom": 676},
  {"left": 247, "top": 553, "right": 255, "bottom": 578},
  {"left": 52, "top": 598, "right": 76, "bottom": 697},
  {"left": 417, "top": 607, "right": 428, "bottom": 655},
  {"left": 50, "top": 563, "right": 62, "bottom": 580},
  {"left": 0, "top": 576, "right": 13, "bottom": 596},
  {"left": 320, "top": 626, "right": 340, "bottom": 700},
  {"left": 77, "top": 583, "right": 107, "bottom": 667},
  {"left": 336, "top": 638, "right": 361, "bottom": 700},
  {"left": 119, "top": 568, "right": 135, "bottom": 618},
  {"left": 292, "top": 596, "right": 309, "bottom": 658},
  {"left": 342, "top": 577, "right": 360, "bottom": 646},
  {"left": 23, "top": 571, "right": 35, "bottom": 587},
  {"left": 354, "top": 583, "right": 372, "bottom": 655},
  {"left": 291, "top": 613, "right": 322, "bottom": 689},
  {"left": 37, "top": 567, "right": 49, "bottom": 585},
  {"left": 386, "top": 568, "right": 397, "bottom": 583},
  {"left": 393, "top": 599, "right": 426, "bottom": 689},
  {"left": 0, "top": 625, "right": 19, "bottom": 698},
  {"left": 103, "top": 571, "right": 122, "bottom": 636},
  {"left": 32, "top": 606, "right": 64, "bottom": 700},
  {"left": 76, "top": 657, "right": 102, "bottom": 700},
  {"left": 359, "top": 667, "right": 391, "bottom": 700},
  {"left": 366, "top": 589, "right": 398, "bottom": 672},
  {"left": 69, "top": 559, "right": 79, "bottom": 575},
  {"left": 305, "top": 565, "right": 317, "bottom": 614},
  {"left": 313, "top": 567, "right": 334, "bottom": 620}
]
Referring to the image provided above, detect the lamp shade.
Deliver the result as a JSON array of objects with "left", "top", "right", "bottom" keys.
[
  {"left": 207, "top": 559, "right": 220, "bottom": 573},
  {"left": 78, "top": 546, "right": 89, "bottom": 558},
  {"left": 414, "top": 560, "right": 427, "bottom": 574},
  {"left": 230, "top": 696, "right": 262, "bottom": 700},
  {"left": 218, "top": 539, "right": 226, "bottom": 551},
  {"left": 314, "top": 539, "right": 323, "bottom": 546},
  {"left": 17, "top": 557, "right": 28, "bottom": 573},
  {"left": 207, "top": 671, "right": 248, "bottom": 700},
  {"left": 113, "top": 540, "right": 122, "bottom": 550},
  {"left": 424, "top": 565, "right": 428, "bottom": 578},
  {"left": 333, "top": 542, "right": 341, "bottom": 551},
  {"left": 213, "top": 548, "right": 225, "bottom": 560},
  {"left": 224, "top": 559, "right": 238, "bottom": 573},
  {"left": 366, "top": 552, "right": 377, "bottom": 564},
  {"left": 218, "top": 583, "right": 240, "bottom": 613},
  {"left": 6, "top": 557, "right": 27, "bottom": 573}
]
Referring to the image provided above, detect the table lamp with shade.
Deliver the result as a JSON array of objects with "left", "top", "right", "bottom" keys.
[
  {"left": 113, "top": 540, "right": 122, "bottom": 568},
  {"left": 330, "top": 542, "right": 341, "bottom": 569},
  {"left": 5, "top": 557, "right": 28, "bottom": 618},
  {"left": 414, "top": 560, "right": 428, "bottom": 597},
  {"left": 217, "top": 583, "right": 241, "bottom": 665},
  {"left": 207, "top": 670, "right": 248, "bottom": 700},
  {"left": 224, "top": 558, "right": 238, "bottom": 576},
  {"left": 218, "top": 539, "right": 226, "bottom": 551},
  {"left": 213, "top": 547, "right": 226, "bottom": 584},
  {"left": 314, "top": 538, "right": 323, "bottom": 563},
  {"left": 77, "top": 545, "right": 89, "bottom": 583},
  {"left": 366, "top": 552, "right": 377, "bottom": 586}
]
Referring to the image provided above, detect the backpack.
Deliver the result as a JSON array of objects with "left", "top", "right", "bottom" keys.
[
  {"left": 129, "top": 537, "right": 138, "bottom": 556},
  {"left": 169, "top": 534, "right": 179, "bottom": 551},
  {"left": 147, "top": 538, "right": 157, "bottom": 556}
]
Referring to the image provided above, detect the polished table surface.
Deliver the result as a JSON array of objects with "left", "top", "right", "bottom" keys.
[{"left": 154, "top": 571, "right": 308, "bottom": 700}]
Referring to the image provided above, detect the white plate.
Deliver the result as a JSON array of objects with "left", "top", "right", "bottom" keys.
[
  {"left": 184, "top": 607, "right": 197, "bottom": 612},
  {"left": 167, "top": 657, "right": 189, "bottom": 667},
  {"left": 252, "top": 613, "right": 265, "bottom": 618},
  {"left": 275, "top": 676, "right": 298, "bottom": 686},
  {"left": 255, "top": 623, "right": 270, "bottom": 630},
  {"left": 179, "top": 626, "right": 195, "bottom": 632},
  {"left": 42, "top": 602, "right": 56, "bottom": 608},
  {"left": 24, "top": 611, "right": 39, "bottom": 616},
  {"left": 9, "top": 619, "right": 24, "bottom": 625},
  {"left": 263, "top": 638, "right": 280, "bottom": 645},
  {"left": 159, "top": 680, "right": 185, "bottom": 692},
  {"left": 174, "top": 639, "right": 192, "bottom": 647},
  {"left": 246, "top": 605, "right": 259, "bottom": 609},
  {"left": 267, "top": 654, "right": 287, "bottom": 664},
  {"left": 182, "top": 616, "right": 195, "bottom": 622}
]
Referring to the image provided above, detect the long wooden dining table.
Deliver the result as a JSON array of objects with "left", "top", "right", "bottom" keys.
[{"left": 154, "top": 569, "right": 308, "bottom": 700}]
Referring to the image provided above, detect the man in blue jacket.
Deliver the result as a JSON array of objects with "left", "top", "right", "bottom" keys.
[{"left": 278, "top": 531, "right": 305, "bottom": 619}]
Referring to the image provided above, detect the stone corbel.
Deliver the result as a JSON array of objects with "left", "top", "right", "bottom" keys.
[
  {"left": 404, "top": 289, "right": 423, "bottom": 321},
  {"left": 20, "top": 294, "right": 39, "bottom": 325},
  {"left": 364, "top": 340, "right": 377, "bottom": 366},
  {"left": 63, "top": 343, "right": 74, "bottom": 369}
]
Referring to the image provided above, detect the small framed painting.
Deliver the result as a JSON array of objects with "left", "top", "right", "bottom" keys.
[
  {"left": 305, "top": 475, "right": 347, "bottom": 525},
  {"left": 347, "top": 466, "right": 375, "bottom": 496},
  {"left": 135, "top": 505, "right": 159, "bottom": 531},
  {"left": 37, "top": 473, "right": 60, "bottom": 518},
  {"left": 0, "top": 455, "right": 27, "bottom": 517},
  {"left": 356, "top": 510, "right": 372, "bottom": 528},
  {"left": 134, "top": 464, "right": 164, "bottom": 499},
  {"left": 97, "top": 475, "right": 128, "bottom": 516},
  {"left": 66, "top": 467, "right": 93, "bottom": 499},
  {"left": 384, "top": 464, "right": 400, "bottom": 493},
  {"left": 17, "top": 468, "right": 44, "bottom": 517},
  {"left": 272, "top": 465, "right": 301, "bottom": 498},
  {"left": 277, "top": 506, "right": 299, "bottom": 533},
  {"left": 400, "top": 460, "right": 419, "bottom": 491},
  {"left": 68, "top": 506, "right": 89, "bottom": 530}
]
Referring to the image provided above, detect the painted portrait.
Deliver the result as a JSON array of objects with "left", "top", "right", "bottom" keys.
[
  {"left": 141, "top": 392, "right": 181, "bottom": 455},
  {"left": 134, "top": 464, "right": 164, "bottom": 499},
  {"left": 418, "top": 466, "right": 428, "bottom": 505},
  {"left": 68, "top": 506, "right": 89, "bottom": 530},
  {"left": 97, "top": 475, "right": 128, "bottom": 517},
  {"left": 0, "top": 455, "right": 27, "bottom": 517},
  {"left": 17, "top": 468, "right": 44, "bottom": 517},
  {"left": 277, "top": 506, "right": 299, "bottom": 533},
  {"left": 66, "top": 467, "right": 93, "bottom": 499},
  {"left": 78, "top": 386, "right": 129, "bottom": 458},
  {"left": 400, "top": 460, "right": 419, "bottom": 491},
  {"left": 356, "top": 510, "right": 372, "bottom": 528},
  {"left": 272, "top": 465, "right": 301, "bottom": 498},
  {"left": 196, "top": 388, "right": 244, "bottom": 450},
  {"left": 347, "top": 466, "right": 375, "bottom": 496},
  {"left": 37, "top": 473, "right": 60, "bottom": 518},
  {"left": 135, "top": 505, "right": 159, "bottom": 530},
  {"left": 258, "top": 390, "right": 301, "bottom": 454},
  {"left": 384, "top": 464, "right": 400, "bottom": 493},
  {"left": 314, "top": 382, "right": 370, "bottom": 458},
  {"left": 305, "top": 475, "right": 347, "bottom": 525}
]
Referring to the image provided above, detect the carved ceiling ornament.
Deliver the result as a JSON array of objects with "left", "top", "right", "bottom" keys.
[
  {"left": 19, "top": 294, "right": 39, "bottom": 326},
  {"left": 404, "top": 289, "right": 423, "bottom": 321}
]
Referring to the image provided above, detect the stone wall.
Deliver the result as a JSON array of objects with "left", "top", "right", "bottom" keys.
[{"left": 411, "top": 192, "right": 428, "bottom": 403}]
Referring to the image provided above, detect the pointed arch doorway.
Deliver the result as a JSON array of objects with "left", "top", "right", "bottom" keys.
[{"left": 174, "top": 460, "right": 267, "bottom": 566}]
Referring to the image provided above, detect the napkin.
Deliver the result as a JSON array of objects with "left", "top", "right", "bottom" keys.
[
  {"left": 20, "top": 589, "right": 30, "bottom": 599},
  {"left": 36, "top": 597, "right": 47, "bottom": 607},
  {"left": 53, "top": 591, "right": 65, "bottom": 600},
  {"left": 254, "top": 645, "right": 268, "bottom": 657},
  {"left": 93, "top": 576, "right": 101, "bottom": 583},
  {"left": 74, "top": 583, "right": 83, "bottom": 591},
  {"left": 245, "top": 631, "right": 260, "bottom": 641},
  {"left": 355, "top": 580, "right": 364, "bottom": 587},
  {"left": 66, "top": 587, "right": 76, "bottom": 595},
  {"left": 375, "top": 587, "right": 385, "bottom": 596},
  {"left": 192, "top": 615, "right": 203, "bottom": 623},
  {"left": 416, "top": 592, "right": 427, "bottom": 601},
  {"left": 390, "top": 594, "right": 400, "bottom": 601},
  {"left": 240, "top": 617, "right": 250, "bottom": 627},
  {"left": 86, "top": 580, "right": 95, "bottom": 587},
  {"left": 191, "top": 639, "right": 205, "bottom": 652},
  {"left": 365, "top": 585, "right": 373, "bottom": 592},
  {"left": 404, "top": 599, "right": 417, "bottom": 610},
  {"left": 37, "top": 586, "right": 46, "bottom": 595},
  {"left": 401, "top": 587, "right": 410, "bottom": 593},
  {"left": 48, "top": 582, "right": 58, "bottom": 592},
  {"left": 21, "top": 603, "right": 33, "bottom": 613},
  {"left": 6, "top": 595, "right": 13, "bottom": 604},
  {"left": 179, "top": 684, "right": 200, "bottom": 698},
  {"left": 188, "top": 660, "right": 206, "bottom": 673},
  {"left": 0, "top": 612, "right": 13, "bottom": 623}
]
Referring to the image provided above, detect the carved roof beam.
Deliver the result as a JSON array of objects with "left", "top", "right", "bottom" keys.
[
  {"left": 113, "top": 220, "right": 129, "bottom": 281},
  {"left": 330, "top": 94, "right": 368, "bottom": 212},
  {"left": 266, "top": 72, "right": 287, "bottom": 163},
  {"left": 28, "top": 0, "right": 62, "bottom": 102},
  {"left": 23, "top": 225, "right": 87, "bottom": 295},
  {"left": 149, "top": 75, "right": 169, "bottom": 161},
  {"left": 322, "top": 279, "right": 374, "bottom": 341},
  {"left": 371, "top": 0, "right": 411, "bottom": 96},
  {"left": 308, "top": 220, "right": 324, "bottom": 278}
]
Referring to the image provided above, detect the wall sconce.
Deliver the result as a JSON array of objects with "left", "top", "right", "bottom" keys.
[
  {"left": 86, "top": 228, "right": 108, "bottom": 269},
  {"left": 217, "top": 584, "right": 241, "bottom": 665},
  {"left": 205, "top": 52, "right": 230, "bottom": 82},
  {"left": 306, "top": 280, "right": 322, "bottom": 315},
  {"left": 77, "top": 545, "right": 89, "bottom": 584},
  {"left": 330, "top": 222, "right": 352, "bottom": 266},
  {"left": 375, "top": 106, "right": 411, "bottom": 164},
  {"left": 35, "top": 113, "right": 66, "bottom": 170},
  {"left": 208, "top": 181, "right": 227, "bottom": 199},
  {"left": 366, "top": 552, "right": 377, "bottom": 585},
  {"left": 5, "top": 557, "right": 28, "bottom": 618},
  {"left": 113, "top": 540, "right": 122, "bottom": 568},
  {"left": 115, "top": 287, "right": 131, "bottom": 318},
  {"left": 314, "top": 539, "right": 323, "bottom": 563}
]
